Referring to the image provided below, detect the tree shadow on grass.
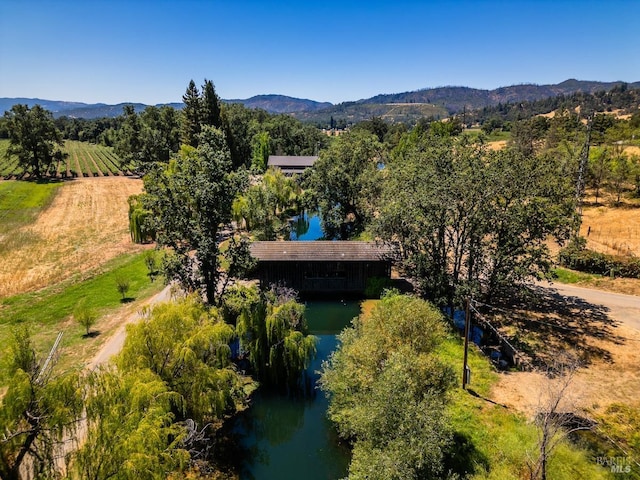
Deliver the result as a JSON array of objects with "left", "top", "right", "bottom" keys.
[
  {"left": 82, "top": 330, "right": 101, "bottom": 339},
  {"left": 487, "top": 285, "right": 625, "bottom": 369},
  {"left": 120, "top": 297, "right": 135, "bottom": 304},
  {"left": 444, "top": 431, "right": 490, "bottom": 478},
  {"left": 467, "top": 388, "right": 509, "bottom": 409}
]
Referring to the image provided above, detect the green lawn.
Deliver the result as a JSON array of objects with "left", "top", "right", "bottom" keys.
[
  {"left": 552, "top": 267, "right": 604, "bottom": 284},
  {"left": 0, "top": 252, "right": 165, "bottom": 384},
  {"left": 438, "top": 333, "right": 611, "bottom": 479},
  {"left": 0, "top": 180, "right": 61, "bottom": 232}
]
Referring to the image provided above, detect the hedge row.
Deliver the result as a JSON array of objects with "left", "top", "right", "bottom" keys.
[{"left": 559, "top": 239, "right": 640, "bottom": 278}]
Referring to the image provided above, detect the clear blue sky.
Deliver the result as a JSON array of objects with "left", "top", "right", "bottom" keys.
[{"left": 1, "top": 0, "right": 639, "bottom": 105}]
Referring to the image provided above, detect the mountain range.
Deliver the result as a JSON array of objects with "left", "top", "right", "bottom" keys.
[{"left": 2, "top": 79, "right": 639, "bottom": 124}]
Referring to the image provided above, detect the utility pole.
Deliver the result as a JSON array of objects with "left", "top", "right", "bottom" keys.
[
  {"left": 575, "top": 114, "right": 593, "bottom": 223},
  {"left": 462, "top": 297, "right": 471, "bottom": 390}
]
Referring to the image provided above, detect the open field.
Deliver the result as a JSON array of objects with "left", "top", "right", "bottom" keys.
[
  {"left": 490, "top": 283, "right": 640, "bottom": 470},
  {"left": 0, "top": 176, "right": 164, "bottom": 384},
  {"left": 0, "top": 252, "right": 165, "bottom": 385},
  {"left": 0, "top": 177, "right": 146, "bottom": 298},
  {"left": 0, "top": 139, "right": 126, "bottom": 178},
  {"left": 580, "top": 196, "right": 640, "bottom": 257}
]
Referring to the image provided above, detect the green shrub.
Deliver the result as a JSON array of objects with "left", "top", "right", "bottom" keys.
[
  {"left": 559, "top": 236, "right": 640, "bottom": 278},
  {"left": 364, "top": 276, "right": 393, "bottom": 298},
  {"left": 74, "top": 299, "right": 97, "bottom": 336},
  {"left": 115, "top": 275, "right": 131, "bottom": 301}
]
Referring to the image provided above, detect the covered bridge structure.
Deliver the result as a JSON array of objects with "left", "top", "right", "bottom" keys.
[{"left": 249, "top": 241, "right": 398, "bottom": 295}]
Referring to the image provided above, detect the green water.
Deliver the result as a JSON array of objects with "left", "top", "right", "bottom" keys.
[{"left": 234, "top": 301, "right": 361, "bottom": 480}]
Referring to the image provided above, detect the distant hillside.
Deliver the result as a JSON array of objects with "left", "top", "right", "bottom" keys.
[
  {"left": 0, "top": 98, "right": 92, "bottom": 115},
  {"left": 0, "top": 94, "right": 329, "bottom": 119},
  {"left": 0, "top": 98, "right": 182, "bottom": 119},
  {"left": 360, "top": 79, "right": 640, "bottom": 112},
  {"left": 292, "top": 102, "right": 449, "bottom": 126},
  {"left": 227, "top": 94, "right": 332, "bottom": 113},
  {"left": 291, "top": 79, "right": 640, "bottom": 126},
  {"left": 3, "top": 79, "right": 639, "bottom": 122}
]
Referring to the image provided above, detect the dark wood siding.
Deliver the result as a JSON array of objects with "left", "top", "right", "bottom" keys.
[
  {"left": 255, "top": 260, "right": 391, "bottom": 294},
  {"left": 250, "top": 241, "right": 398, "bottom": 294}
]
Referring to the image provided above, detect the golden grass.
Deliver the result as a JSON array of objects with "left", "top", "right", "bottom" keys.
[
  {"left": 487, "top": 140, "right": 507, "bottom": 151},
  {"left": 0, "top": 177, "right": 146, "bottom": 298},
  {"left": 580, "top": 200, "right": 640, "bottom": 257}
]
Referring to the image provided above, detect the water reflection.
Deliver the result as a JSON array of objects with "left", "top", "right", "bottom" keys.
[
  {"left": 232, "top": 301, "right": 360, "bottom": 480},
  {"left": 289, "top": 211, "right": 323, "bottom": 241}
]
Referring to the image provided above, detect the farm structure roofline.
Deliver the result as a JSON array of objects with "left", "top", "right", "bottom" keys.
[
  {"left": 267, "top": 155, "right": 318, "bottom": 168},
  {"left": 249, "top": 241, "right": 399, "bottom": 262}
]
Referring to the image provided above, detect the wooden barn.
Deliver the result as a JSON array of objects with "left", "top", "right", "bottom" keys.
[
  {"left": 249, "top": 241, "right": 398, "bottom": 295},
  {"left": 267, "top": 155, "right": 318, "bottom": 175}
]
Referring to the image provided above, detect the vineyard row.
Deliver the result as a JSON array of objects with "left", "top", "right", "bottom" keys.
[{"left": 0, "top": 140, "right": 130, "bottom": 180}]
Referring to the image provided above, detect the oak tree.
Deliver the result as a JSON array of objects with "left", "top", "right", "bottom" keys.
[{"left": 3, "top": 104, "right": 63, "bottom": 178}]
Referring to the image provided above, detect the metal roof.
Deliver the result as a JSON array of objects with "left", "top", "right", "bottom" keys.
[
  {"left": 267, "top": 155, "right": 318, "bottom": 168},
  {"left": 250, "top": 241, "right": 398, "bottom": 262}
]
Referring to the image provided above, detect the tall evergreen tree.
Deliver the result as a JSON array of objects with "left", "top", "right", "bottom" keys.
[
  {"left": 181, "top": 79, "right": 202, "bottom": 147},
  {"left": 202, "top": 79, "right": 222, "bottom": 129}
]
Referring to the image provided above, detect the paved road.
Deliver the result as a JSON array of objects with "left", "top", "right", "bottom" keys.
[
  {"left": 88, "top": 284, "right": 173, "bottom": 369},
  {"left": 537, "top": 281, "right": 640, "bottom": 332}
]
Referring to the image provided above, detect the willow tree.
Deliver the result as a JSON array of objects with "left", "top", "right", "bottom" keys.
[
  {"left": 0, "top": 329, "right": 83, "bottom": 480},
  {"left": 232, "top": 168, "right": 301, "bottom": 239},
  {"left": 117, "top": 296, "right": 253, "bottom": 424},
  {"left": 71, "top": 368, "right": 188, "bottom": 480},
  {"left": 127, "top": 194, "right": 154, "bottom": 244},
  {"left": 232, "top": 284, "right": 316, "bottom": 390}
]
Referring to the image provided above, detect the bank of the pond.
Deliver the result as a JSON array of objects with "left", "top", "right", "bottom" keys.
[{"left": 232, "top": 301, "right": 360, "bottom": 480}]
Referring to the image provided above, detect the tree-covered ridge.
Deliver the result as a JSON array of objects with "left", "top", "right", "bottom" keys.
[{"left": 473, "top": 84, "right": 640, "bottom": 126}]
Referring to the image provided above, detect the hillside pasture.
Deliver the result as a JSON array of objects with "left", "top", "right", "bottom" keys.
[{"left": 0, "top": 139, "right": 127, "bottom": 179}]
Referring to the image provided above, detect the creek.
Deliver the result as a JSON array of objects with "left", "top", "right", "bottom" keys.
[{"left": 232, "top": 213, "right": 357, "bottom": 479}]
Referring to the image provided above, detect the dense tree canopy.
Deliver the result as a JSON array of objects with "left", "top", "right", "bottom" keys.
[
  {"left": 373, "top": 130, "right": 576, "bottom": 305},
  {"left": 320, "top": 292, "right": 455, "bottom": 479},
  {"left": 142, "top": 126, "right": 245, "bottom": 303},
  {"left": 305, "top": 130, "right": 383, "bottom": 238},
  {"left": 3, "top": 104, "right": 64, "bottom": 178}
]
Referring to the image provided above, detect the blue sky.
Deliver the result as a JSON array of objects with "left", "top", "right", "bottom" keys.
[{"left": 1, "top": 0, "right": 639, "bottom": 105}]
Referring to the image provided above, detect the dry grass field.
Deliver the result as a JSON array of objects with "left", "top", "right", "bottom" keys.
[
  {"left": 0, "top": 177, "right": 146, "bottom": 298},
  {"left": 580, "top": 196, "right": 640, "bottom": 257}
]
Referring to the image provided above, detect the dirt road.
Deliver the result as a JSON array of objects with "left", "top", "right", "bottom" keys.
[
  {"left": 539, "top": 281, "right": 640, "bottom": 332},
  {"left": 88, "top": 284, "right": 173, "bottom": 368},
  {"left": 493, "top": 281, "right": 640, "bottom": 415}
]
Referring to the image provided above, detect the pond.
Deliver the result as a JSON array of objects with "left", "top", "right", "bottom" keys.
[
  {"left": 289, "top": 211, "right": 323, "bottom": 241},
  {"left": 232, "top": 300, "right": 361, "bottom": 480}
]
